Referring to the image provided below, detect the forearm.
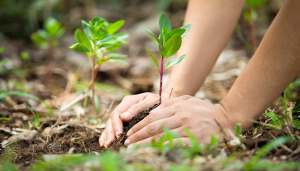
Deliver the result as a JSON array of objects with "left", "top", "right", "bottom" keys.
[
  {"left": 221, "top": 0, "right": 300, "bottom": 129},
  {"left": 163, "top": 0, "right": 245, "bottom": 97}
]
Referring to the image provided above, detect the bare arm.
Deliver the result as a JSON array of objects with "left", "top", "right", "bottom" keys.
[
  {"left": 221, "top": 0, "right": 300, "bottom": 129},
  {"left": 163, "top": 0, "right": 245, "bottom": 97}
]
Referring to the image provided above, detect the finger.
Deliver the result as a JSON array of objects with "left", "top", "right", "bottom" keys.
[
  {"left": 103, "top": 119, "right": 114, "bottom": 147},
  {"left": 125, "top": 117, "right": 181, "bottom": 146},
  {"left": 151, "top": 95, "right": 192, "bottom": 112},
  {"left": 127, "top": 106, "right": 176, "bottom": 137}
]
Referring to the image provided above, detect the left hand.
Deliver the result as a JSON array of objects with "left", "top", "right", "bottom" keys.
[{"left": 124, "top": 95, "right": 236, "bottom": 147}]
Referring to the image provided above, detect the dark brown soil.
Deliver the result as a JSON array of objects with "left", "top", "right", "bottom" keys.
[{"left": 109, "top": 104, "right": 159, "bottom": 150}]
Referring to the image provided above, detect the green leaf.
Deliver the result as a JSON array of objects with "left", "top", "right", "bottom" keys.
[
  {"left": 105, "top": 53, "right": 127, "bottom": 59},
  {"left": 91, "top": 17, "right": 105, "bottom": 29},
  {"left": 140, "top": 27, "right": 162, "bottom": 47},
  {"left": 107, "top": 20, "right": 125, "bottom": 34},
  {"left": 146, "top": 48, "right": 159, "bottom": 69},
  {"left": 108, "top": 59, "right": 128, "bottom": 65},
  {"left": 31, "top": 31, "right": 49, "bottom": 48},
  {"left": 159, "top": 13, "right": 171, "bottom": 33},
  {"left": 0, "top": 60, "right": 9, "bottom": 66},
  {"left": 265, "top": 111, "right": 281, "bottom": 126},
  {"left": 245, "top": 136, "right": 294, "bottom": 169},
  {"left": 180, "top": 24, "right": 192, "bottom": 37},
  {"left": 29, "top": 106, "right": 40, "bottom": 127},
  {"left": 81, "top": 20, "right": 91, "bottom": 29},
  {"left": 235, "top": 123, "right": 242, "bottom": 136},
  {"left": 162, "top": 26, "right": 169, "bottom": 42},
  {"left": 0, "top": 117, "right": 10, "bottom": 121},
  {"left": 69, "top": 43, "right": 91, "bottom": 52},
  {"left": 20, "top": 52, "right": 29, "bottom": 59},
  {"left": 165, "top": 54, "right": 185, "bottom": 69},
  {"left": 163, "top": 34, "right": 182, "bottom": 58},
  {"left": 74, "top": 29, "right": 92, "bottom": 49},
  {"left": 165, "top": 28, "right": 186, "bottom": 42}
]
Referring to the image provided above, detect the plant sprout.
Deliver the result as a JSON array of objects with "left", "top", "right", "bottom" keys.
[
  {"left": 140, "top": 13, "right": 191, "bottom": 105},
  {"left": 31, "top": 17, "right": 65, "bottom": 84},
  {"left": 69, "top": 16, "right": 128, "bottom": 115}
]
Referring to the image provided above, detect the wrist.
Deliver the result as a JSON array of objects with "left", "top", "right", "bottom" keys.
[{"left": 217, "top": 101, "right": 254, "bottom": 130}]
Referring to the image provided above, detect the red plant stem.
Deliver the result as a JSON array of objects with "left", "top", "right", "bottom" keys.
[
  {"left": 159, "top": 55, "right": 164, "bottom": 105},
  {"left": 42, "top": 39, "right": 53, "bottom": 84}
]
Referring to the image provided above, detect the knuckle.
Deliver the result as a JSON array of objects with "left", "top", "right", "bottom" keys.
[
  {"left": 129, "top": 104, "right": 141, "bottom": 113},
  {"left": 147, "top": 123, "right": 158, "bottom": 135}
]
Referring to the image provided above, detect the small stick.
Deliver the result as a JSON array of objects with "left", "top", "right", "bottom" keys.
[
  {"left": 168, "top": 88, "right": 173, "bottom": 99},
  {"left": 60, "top": 93, "right": 89, "bottom": 112}
]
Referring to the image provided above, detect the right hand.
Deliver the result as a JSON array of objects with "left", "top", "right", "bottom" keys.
[{"left": 99, "top": 92, "right": 167, "bottom": 147}]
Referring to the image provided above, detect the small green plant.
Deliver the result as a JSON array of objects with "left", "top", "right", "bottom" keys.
[
  {"left": 69, "top": 16, "right": 128, "bottom": 115},
  {"left": 31, "top": 17, "right": 64, "bottom": 84},
  {"left": 28, "top": 106, "right": 40, "bottom": 127},
  {"left": 238, "top": 0, "right": 269, "bottom": 52},
  {"left": 140, "top": 13, "right": 191, "bottom": 104}
]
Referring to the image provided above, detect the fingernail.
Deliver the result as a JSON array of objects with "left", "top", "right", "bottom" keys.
[
  {"left": 105, "top": 139, "right": 110, "bottom": 147},
  {"left": 120, "top": 112, "right": 130, "bottom": 119},
  {"left": 124, "top": 139, "right": 130, "bottom": 146},
  {"left": 127, "top": 129, "right": 133, "bottom": 137},
  {"left": 100, "top": 141, "right": 103, "bottom": 147},
  {"left": 116, "top": 131, "right": 120, "bottom": 138}
]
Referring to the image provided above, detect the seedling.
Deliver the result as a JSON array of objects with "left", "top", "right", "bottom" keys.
[
  {"left": 31, "top": 17, "right": 65, "bottom": 84},
  {"left": 69, "top": 16, "right": 128, "bottom": 115},
  {"left": 140, "top": 13, "right": 191, "bottom": 105}
]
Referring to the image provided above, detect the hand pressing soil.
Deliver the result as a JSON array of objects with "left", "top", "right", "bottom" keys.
[{"left": 108, "top": 104, "right": 158, "bottom": 150}]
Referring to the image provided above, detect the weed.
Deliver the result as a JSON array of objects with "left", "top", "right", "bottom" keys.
[
  {"left": 140, "top": 13, "right": 191, "bottom": 104},
  {"left": 69, "top": 16, "right": 128, "bottom": 115}
]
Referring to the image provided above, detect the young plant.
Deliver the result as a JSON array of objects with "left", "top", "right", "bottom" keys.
[
  {"left": 31, "top": 17, "right": 65, "bottom": 84},
  {"left": 140, "top": 13, "right": 191, "bottom": 105},
  {"left": 69, "top": 16, "right": 128, "bottom": 115}
]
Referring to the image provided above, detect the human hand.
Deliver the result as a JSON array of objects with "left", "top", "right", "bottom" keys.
[
  {"left": 123, "top": 95, "right": 237, "bottom": 147},
  {"left": 99, "top": 92, "right": 168, "bottom": 147}
]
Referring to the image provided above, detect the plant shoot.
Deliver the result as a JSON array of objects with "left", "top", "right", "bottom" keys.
[
  {"left": 69, "top": 16, "right": 129, "bottom": 115},
  {"left": 140, "top": 13, "right": 191, "bottom": 105}
]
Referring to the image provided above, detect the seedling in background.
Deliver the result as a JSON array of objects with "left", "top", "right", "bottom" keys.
[
  {"left": 31, "top": 17, "right": 65, "bottom": 84},
  {"left": 69, "top": 17, "right": 128, "bottom": 115},
  {"left": 140, "top": 13, "right": 191, "bottom": 104}
]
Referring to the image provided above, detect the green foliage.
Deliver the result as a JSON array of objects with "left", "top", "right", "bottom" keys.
[
  {"left": 28, "top": 106, "right": 40, "bottom": 127},
  {"left": 140, "top": 13, "right": 191, "bottom": 69},
  {"left": 0, "top": 117, "right": 10, "bottom": 121},
  {"left": 20, "top": 52, "right": 29, "bottom": 59},
  {"left": 244, "top": 136, "right": 294, "bottom": 169},
  {"left": 265, "top": 111, "right": 281, "bottom": 126},
  {"left": 69, "top": 16, "right": 128, "bottom": 66},
  {"left": 243, "top": 0, "right": 269, "bottom": 22},
  {"left": 145, "top": 127, "right": 180, "bottom": 153},
  {"left": 31, "top": 17, "right": 64, "bottom": 49}
]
